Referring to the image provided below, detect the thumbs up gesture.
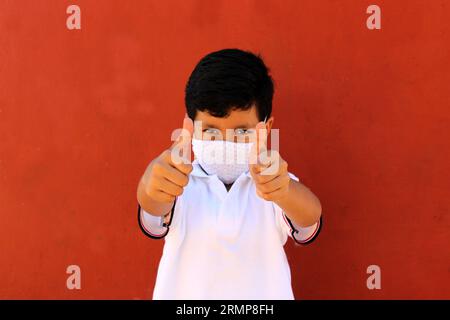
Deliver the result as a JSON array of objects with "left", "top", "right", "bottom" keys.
[
  {"left": 249, "top": 122, "right": 290, "bottom": 202},
  {"left": 139, "top": 116, "right": 194, "bottom": 208}
]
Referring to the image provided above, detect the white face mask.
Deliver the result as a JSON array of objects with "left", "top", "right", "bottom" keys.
[{"left": 192, "top": 138, "right": 254, "bottom": 184}]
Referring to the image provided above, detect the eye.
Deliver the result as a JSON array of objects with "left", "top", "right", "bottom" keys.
[
  {"left": 203, "top": 128, "right": 220, "bottom": 135},
  {"left": 235, "top": 128, "right": 255, "bottom": 135}
]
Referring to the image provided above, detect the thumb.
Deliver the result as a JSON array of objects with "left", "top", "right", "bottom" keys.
[
  {"left": 169, "top": 114, "right": 193, "bottom": 167},
  {"left": 171, "top": 114, "right": 193, "bottom": 149},
  {"left": 249, "top": 121, "right": 268, "bottom": 169}
]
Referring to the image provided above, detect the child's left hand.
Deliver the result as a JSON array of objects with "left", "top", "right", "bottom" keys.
[{"left": 249, "top": 122, "right": 291, "bottom": 202}]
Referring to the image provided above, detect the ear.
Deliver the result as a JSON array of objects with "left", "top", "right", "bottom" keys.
[{"left": 265, "top": 116, "right": 274, "bottom": 135}]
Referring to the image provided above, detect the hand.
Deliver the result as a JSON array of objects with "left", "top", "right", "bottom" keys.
[
  {"left": 249, "top": 122, "right": 290, "bottom": 202},
  {"left": 141, "top": 115, "right": 194, "bottom": 203}
]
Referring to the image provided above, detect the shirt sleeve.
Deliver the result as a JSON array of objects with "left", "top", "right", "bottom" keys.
[
  {"left": 274, "top": 172, "right": 322, "bottom": 245},
  {"left": 137, "top": 200, "right": 176, "bottom": 239}
]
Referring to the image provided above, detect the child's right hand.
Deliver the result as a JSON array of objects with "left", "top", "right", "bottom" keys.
[{"left": 137, "top": 117, "right": 194, "bottom": 213}]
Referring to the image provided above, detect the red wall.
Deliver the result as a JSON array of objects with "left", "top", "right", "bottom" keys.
[{"left": 0, "top": 0, "right": 449, "bottom": 299}]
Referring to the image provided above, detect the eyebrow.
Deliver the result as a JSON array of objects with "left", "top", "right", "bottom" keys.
[{"left": 202, "top": 122, "right": 252, "bottom": 129}]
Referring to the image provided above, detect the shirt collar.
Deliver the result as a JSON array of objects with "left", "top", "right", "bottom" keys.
[{"left": 190, "top": 159, "right": 209, "bottom": 177}]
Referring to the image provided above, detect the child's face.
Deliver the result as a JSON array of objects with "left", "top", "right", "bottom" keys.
[{"left": 193, "top": 105, "right": 273, "bottom": 143}]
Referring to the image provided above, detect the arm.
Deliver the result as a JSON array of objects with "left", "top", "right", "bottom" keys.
[
  {"left": 137, "top": 116, "right": 193, "bottom": 240},
  {"left": 250, "top": 151, "right": 322, "bottom": 228},
  {"left": 274, "top": 178, "right": 322, "bottom": 228},
  {"left": 249, "top": 121, "right": 321, "bottom": 228}
]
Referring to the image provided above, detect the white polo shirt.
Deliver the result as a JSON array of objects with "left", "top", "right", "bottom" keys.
[{"left": 138, "top": 159, "right": 321, "bottom": 300}]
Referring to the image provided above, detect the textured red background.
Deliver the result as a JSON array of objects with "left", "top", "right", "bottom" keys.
[{"left": 0, "top": 0, "right": 449, "bottom": 299}]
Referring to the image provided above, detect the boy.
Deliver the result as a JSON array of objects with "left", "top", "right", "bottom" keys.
[{"left": 137, "top": 48, "right": 322, "bottom": 299}]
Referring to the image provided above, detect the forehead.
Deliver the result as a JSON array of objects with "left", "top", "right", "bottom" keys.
[{"left": 194, "top": 105, "right": 259, "bottom": 129}]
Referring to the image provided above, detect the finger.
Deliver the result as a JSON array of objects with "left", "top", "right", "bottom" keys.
[
  {"left": 256, "top": 189, "right": 265, "bottom": 199},
  {"left": 170, "top": 115, "right": 194, "bottom": 167},
  {"left": 251, "top": 166, "right": 277, "bottom": 184},
  {"left": 249, "top": 162, "right": 272, "bottom": 181},
  {"left": 151, "top": 190, "right": 176, "bottom": 203},
  {"left": 155, "top": 177, "right": 184, "bottom": 197},
  {"left": 259, "top": 150, "right": 284, "bottom": 176},
  {"left": 257, "top": 174, "right": 289, "bottom": 194},
  {"left": 166, "top": 151, "right": 193, "bottom": 175},
  {"left": 250, "top": 153, "right": 273, "bottom": 175},
  {"left": 249, "top": 121, "right": 268, "bottom": 166},
  {"left": 258, "top": 188, "right": 284, "bottom": 201},
  {"left": 251, "top": 151, "right": 284, "bottom": 182},
  {"left": 159, "top": 162, "right": 190, "bottom": 187},
  {"left": 156, "top": 152, "right": 193, "bottom": 180},
  {"left": 171, "top": 114, "right": 193, "bottom": 149}
]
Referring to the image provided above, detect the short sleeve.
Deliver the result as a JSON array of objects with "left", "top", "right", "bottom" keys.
[
  {"left": 137, "top": 200, "right": 176, "bottom": 239},
  {"left": 274, "top": 172, "right": 322, "bottom": 245}
]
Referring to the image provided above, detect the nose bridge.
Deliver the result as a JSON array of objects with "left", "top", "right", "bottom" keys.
[
  {"left": 224, "top": 130, "right": 253, "bottom": 143},
  {"left": 206, "top": 128, "right": 236, "bottom": 142},
  {"left": 222, "top": 128, "right": 235, "bottom": 142}
]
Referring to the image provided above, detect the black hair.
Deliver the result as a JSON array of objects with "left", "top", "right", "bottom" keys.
[{"left": 185, "top": 48, "right": 274, "bottom": 121}]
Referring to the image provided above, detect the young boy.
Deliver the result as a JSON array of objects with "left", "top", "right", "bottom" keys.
[{"left": 137, "top": 48, "right": 322, "bottom": 299}]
